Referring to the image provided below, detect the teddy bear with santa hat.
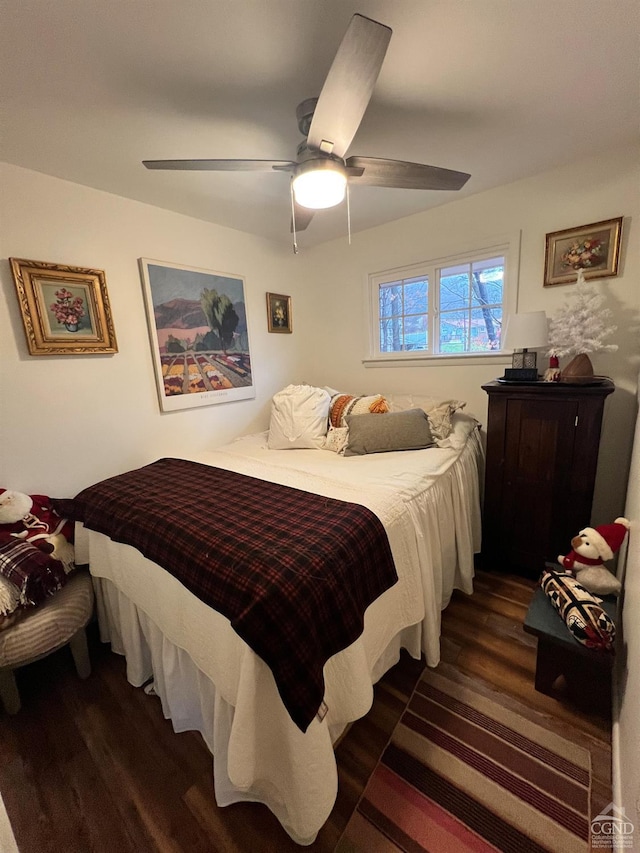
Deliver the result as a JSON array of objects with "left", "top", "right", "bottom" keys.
[
  {"left": 0, "top": 488, "right": 75, "bottom": 573},
  {"left": 558, "top": 517, "right": 629, "bottom": 596}
]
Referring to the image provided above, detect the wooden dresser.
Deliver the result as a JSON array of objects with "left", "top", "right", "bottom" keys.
[{"left": 481, "top": 379, "right": 614, "bottom": 578}]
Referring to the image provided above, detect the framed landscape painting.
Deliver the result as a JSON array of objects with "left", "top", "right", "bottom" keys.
[
  {"left": 9, "top": 258, "right": 118, "bottom": 355},
  {"left": 139, "top": 258, "right": 255, "bottom": 412}
]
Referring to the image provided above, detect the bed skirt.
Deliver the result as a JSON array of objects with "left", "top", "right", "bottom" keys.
[{"left": 93, "top": 576, "right": 421, "bottom": 845}]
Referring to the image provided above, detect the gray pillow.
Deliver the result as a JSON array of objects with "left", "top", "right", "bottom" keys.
[{"left": 344, "top": 408, "right": 435, "bottom": 457}]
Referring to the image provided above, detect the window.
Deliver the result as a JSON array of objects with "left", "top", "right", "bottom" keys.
[
  {"left": 379, "top": 275, "right": 428, "bottom": 353},
  {"left": 368, "top": 238, "right": 517, "bottom": 361},
  {"left": 438, "top": 257, "right": 503, "bottom": 353}
]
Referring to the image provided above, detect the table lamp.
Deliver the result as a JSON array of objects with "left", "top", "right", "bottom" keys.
[{"left": 502, "top": 310, "right": 548, "bottom": 381}]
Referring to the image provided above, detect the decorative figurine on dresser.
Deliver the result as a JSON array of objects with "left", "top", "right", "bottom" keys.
[{"left": 481, "top": 379, "right": 614, "bottom": 578}]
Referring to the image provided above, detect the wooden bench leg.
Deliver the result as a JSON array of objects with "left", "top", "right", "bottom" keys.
[
  {"left": 534, "top": 638, "right": 564, "bottom": 694},
  {"left": 69, "top": 627, "right": 91, "bottom": 679},
  {"left": 0, "top": 668, "right": 21, "bottom": 715},
  {"left": 564, "top": 657, "right": 612, "bottom": 714}
]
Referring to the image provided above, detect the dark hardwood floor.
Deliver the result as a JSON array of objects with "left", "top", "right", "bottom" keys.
[{"left": 0, "top": 571, "right": 611, "bottom": 852}]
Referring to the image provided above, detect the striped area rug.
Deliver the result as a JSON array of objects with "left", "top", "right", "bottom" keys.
[{"left": 337, "top": 668, "right": 591, "bottom": 853}]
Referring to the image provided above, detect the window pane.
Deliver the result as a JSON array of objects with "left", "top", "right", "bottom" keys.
[
  {"left": 379, "top": 282, "right": 402, "bottom": 318},
  {"left": 380, "top": 317, "right": 404, "bottom": 352},
  {"left": 440, "top": 270, "right": 469, "bottom": 311},
  {"left": 441, "top": 263, "right": 469, "bottom": 277},
  {"left": 404, "top": 314, "right": 427, "bottom": 351},
  {"left": 471, "top": 259, "right": 504, "bottom": 308},
  {"left": 470, "top": 307, "right": 502, "bottom": 351},
  {"left": 403, "top": 278, "right": 428, "bottom": 314},
  {"left": 472, "top": 278, "right": 503, "bottom": 307},
  {"left": 472, "top": 256, "right": 504, "bottom": 274},
  {"left": 378, "top": 277, "right": 428, "bottom": 353},
  {"left": 439, "top": 311, "right": 469, "bottom": 353}
]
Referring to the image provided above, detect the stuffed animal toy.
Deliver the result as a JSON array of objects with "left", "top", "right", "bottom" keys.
[
  {"left": 0, "top": 489, "right": 75, "bottom": 573},
  {"left": 558, "top": 517, "right": 629, "bottom": 596}
]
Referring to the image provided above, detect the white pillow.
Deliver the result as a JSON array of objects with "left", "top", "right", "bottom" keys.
[
  {"left": 268, "top": 384, "right": 330, "bottom": 450},
  {"left": 323, "top": 425, "right": 349, "bottom": 454},
  {"left": 386, "top": 394, "right": 414, "bottom": 413},
  {"left": 425, "top": 400, "right": 467, "bottom": 441},
  {"left": 385, "top": 394, "right": 466, "bottom": 441},
  {"left": 386, "top": 393, "right": 444, "bottom": 414},
  {"left": 436, "top": 412, "right": 479, "bottom": 450}
]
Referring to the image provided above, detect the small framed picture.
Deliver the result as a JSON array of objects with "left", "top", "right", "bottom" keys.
[
  {"left": 543, "top": 217, "right": 623, "bottom": 286},
  {"left": 9, "top": 258, "right": 118, "bottom": 355},
  {"left": 266, "top": 292, "right": 292, "bottom": 333}
]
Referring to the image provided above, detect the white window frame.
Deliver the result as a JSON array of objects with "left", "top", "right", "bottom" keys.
[{"left": 365, "top": 233, "right": 520, "bottom": 366}]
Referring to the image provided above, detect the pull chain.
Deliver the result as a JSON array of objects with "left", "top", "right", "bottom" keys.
[
  {"left": 290, "top": 181, "right": 299, "bottom": 254},
  {"left": 290, "top": 179, "right": 352, "bottom": 251}
]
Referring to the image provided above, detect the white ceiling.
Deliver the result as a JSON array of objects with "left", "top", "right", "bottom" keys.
[{"left": 2, "top": 0, "right": 638, "bottom": 249}]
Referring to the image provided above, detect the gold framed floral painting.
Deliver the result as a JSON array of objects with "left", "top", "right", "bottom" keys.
[
  {"left": 9, "top": 258, "right": 118, "bottom": 355},
  {"left": 543, "top": 217, "right": 623, "bottom": 287},
  {"left": 266, "top": 292, "right": 292, "bottom": 333}
]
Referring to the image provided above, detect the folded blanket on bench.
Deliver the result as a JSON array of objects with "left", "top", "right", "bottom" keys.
[
  {"left": 540, "top": 568, "right": 615, "bottom": 652},
  {"left": 0, "top": 533, "right": 67, "bottom": 618}
]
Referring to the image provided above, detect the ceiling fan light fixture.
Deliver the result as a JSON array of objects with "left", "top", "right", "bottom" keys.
[
  {"left": 292, "top": 160, "right": 347, "bottom": 210},
  {"left": 141, "top": 16, "right": 471, "bottom": 236}
]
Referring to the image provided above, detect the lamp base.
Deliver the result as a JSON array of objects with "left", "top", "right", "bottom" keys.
[{"left": 504, "top": 368, "right": 539, "bottom": 382}]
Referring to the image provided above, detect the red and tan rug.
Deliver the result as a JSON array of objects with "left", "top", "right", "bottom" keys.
[{"left": 337, "top": 668, "right": 591, "bottom": 853}]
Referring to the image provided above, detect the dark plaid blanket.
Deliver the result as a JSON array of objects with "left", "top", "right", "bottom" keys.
[
  {"left": 73, "top": 458, "right": 398, "bottom": 731},
  {"left": 0, "top": 533, "right": 67, "bottom": 610}
]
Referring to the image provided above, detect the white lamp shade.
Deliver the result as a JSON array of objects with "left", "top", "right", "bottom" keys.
[
  {"left": 292, "top": 161, "right": 347, "bottom": 209},
  {"left": 503, "top": 310, "right": 548, "bottom": 351}
]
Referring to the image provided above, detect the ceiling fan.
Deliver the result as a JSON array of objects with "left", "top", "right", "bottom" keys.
[{"left": 143, "top": 14, "right": 471, "bottom": 239}]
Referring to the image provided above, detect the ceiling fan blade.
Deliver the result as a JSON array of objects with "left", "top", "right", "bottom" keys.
[
  {"left": 291, "top": 203, "right": 315, "bottom": 233},
  {"left": 142, "top": 159, "right": 296, "bottom": 172},
  {"left": 306, "top": 14, "right": 391, "bottom": 159},
  {"left": 346, "top": 156, "right": 471, "bottom": 191}
]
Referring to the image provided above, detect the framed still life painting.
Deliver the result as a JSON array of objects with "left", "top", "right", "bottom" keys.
[
  {"left": 138, "top": 258, "right": 255, "bottom": 412},
  {"left": 9, "top": 258, "right": 118, "bottom": 355},
  {"left": 266, "top": 292, "right": 292, "bottom": 333},
  {"left": 543, "top": 217, "right": 623, "bottom": 286}
]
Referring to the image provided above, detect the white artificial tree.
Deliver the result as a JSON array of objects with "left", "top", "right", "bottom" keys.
[{"left": 547, "top": 270, "right": 617, "bottom": 375}]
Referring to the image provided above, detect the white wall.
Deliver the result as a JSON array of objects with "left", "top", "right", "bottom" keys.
[
  {"left": 2, "top": 144, "right": 638, "bottom": 520},
  {"left": 0, "top": 164, "right": 304, "bottom": 496},
  {"left": 615, "top": 384, "right": 640, "bottom": 848},
  {"left": 297, "top": 142, "right": 640, "bottom": 525}
]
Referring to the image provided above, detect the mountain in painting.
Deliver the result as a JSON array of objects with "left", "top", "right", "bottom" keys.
[
  {"left": 155, "top": 298, "right": 247, "bottom": 334},
  {"left": 154, "top": 298, "right": 208, "bottom": 330}
]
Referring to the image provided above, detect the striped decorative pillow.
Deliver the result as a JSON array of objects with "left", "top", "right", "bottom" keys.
[
  {"left": 540, "top": 568, "right": 615, "bottom": 651},
  {"left": 328, "top": 393, "right": 389, "bottom": 428}
]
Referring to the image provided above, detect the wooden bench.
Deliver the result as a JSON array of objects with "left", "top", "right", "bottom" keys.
[
  {"left": 523, "top": 585, "right": 616, "bottom": 714},
  {"left": 0, "top": 572, "right": 94, "bottom": 714}
]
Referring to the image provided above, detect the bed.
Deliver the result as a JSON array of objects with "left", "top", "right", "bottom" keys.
[{"left": 73, "top": 401, "right": 483, "bottom": 845}]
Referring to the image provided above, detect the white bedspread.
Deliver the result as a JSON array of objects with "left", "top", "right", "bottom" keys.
[{"left": 75, "top": 418, "right": 482, "bottom": 845}]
